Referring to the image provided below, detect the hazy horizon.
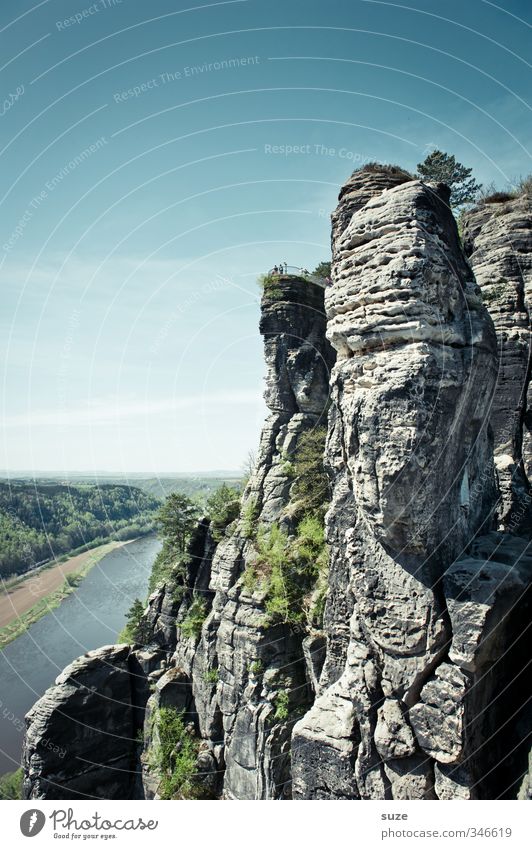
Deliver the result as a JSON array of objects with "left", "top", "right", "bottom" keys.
[{"left": 0, "top": 468, "right": 243, "bottom": 477}]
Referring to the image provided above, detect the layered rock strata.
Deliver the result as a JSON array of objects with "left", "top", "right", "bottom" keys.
[
  {"left": 292, "top": 171, "right": 531, "bottom": 800},
  {"left": 462, "top": 195, "right": 532, "bottom": 531},
  {"left": 22, "top": 644, "right": 165, "bottom": 799},
  {"left": 149, "top": 276, "right": 334, "bottom": 800}
]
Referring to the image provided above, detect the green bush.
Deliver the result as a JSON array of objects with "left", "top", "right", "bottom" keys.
[
  {"left": 257, "top": 523, "right": 290, "bottom": 570},
  {"left": 295, "top": 514, "right": 325, "bottom": 562},
  {"left": 180, "top": 597, "right": 207, "bottom": 640},
  {"left": 241, "top": 497, "right": 260, "bottom": 539},
  {"left": 148, "top": 545, "right": 184, "bottom": 594},
  {"left": 256, "top": 524, "right": 296, "bottom": 624},
  {"left": 312, "top": 261, "right": 331, "bottom": 278},
  {"left": 481, "top": 191, "right": 515, "bottom": 204},
  {"left": 248, "top": 659, "right": 264, "bottom": 675},
  {"left": 172, "top": 583, "right": 186, "bottom": 605},
  {"left": 263, "top": 286, "right": 283, "bottom": 300},
  {"left": 273, "top": 690, "right": 290, "bottom": 721},
  {"left": 253, "top": 516, "right": 329, "bottom": 627},
  {"left": 64, "top": 573, "right": 81, "bottom": 588},
  {"left": 258, "top": 273, "right": 283, "bottom": 301},
  {"left": 150, "top": 708, "right": 203, "bottom": 800},
  {"left": 281, "top": 460, "right": 295, "bottom": 477},
  {"left": 206, "top": 484, "right": 240, "bottom": 542},
  {"left": 242, "top": 564, "right": 258, "bottom": 594},
  {"left": 291, "top": 427, "right": 330, "bottom": 520},
  {"left": 358, "top": 161, "right": 413, "bottom": 179},
  {"left": 204, "top": 667, "right": 219, "bottom": 684},
  {"left": 265, "top": 561, "right": 295, "bottom": 623},
  {"left": 0, "top": 768, "right": 23, "bottom": 800}
]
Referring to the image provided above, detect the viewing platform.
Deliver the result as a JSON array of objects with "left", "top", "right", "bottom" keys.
[{"left": 267, "top": 265, "right": 330, "bottom": 289}]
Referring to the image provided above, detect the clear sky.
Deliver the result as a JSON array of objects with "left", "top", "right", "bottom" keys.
[{"left": 1, "top": 0, "right": 531, "bottom": 474}]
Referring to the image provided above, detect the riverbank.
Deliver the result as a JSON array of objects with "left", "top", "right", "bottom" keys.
[
  {"left": 0, "top": 535, "right": 161, "bottom": 780},
  {"left": 0, "top": 539, "right": 134, "bottom": 648}
]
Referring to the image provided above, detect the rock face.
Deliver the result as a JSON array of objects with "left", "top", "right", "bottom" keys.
[
  {"left": 22, "top": 168, "right": 532, "bottom": 801},
  {"left": 23, "top": 645, "right": 165, "bottom": 799},
  {"left": 292, "top": 170, "right": 531, "bottom": 800},
  {"left": 152, "top": 276, "right": 334, "bottom": 800},
  {"left": 462, "top": 195, "right": 532, "bottom": 531},
  {"left": 23, "top": 275, "right": 334, "bottom": 801}
]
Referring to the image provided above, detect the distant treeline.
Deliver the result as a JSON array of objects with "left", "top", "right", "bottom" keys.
[{"left": 0, "top": 482, "right": 160, "bottom": 578}]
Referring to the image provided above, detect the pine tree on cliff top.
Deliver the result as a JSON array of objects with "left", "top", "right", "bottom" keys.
[{"left": 417, "top": 149, "right": 482, "bottom": 207}]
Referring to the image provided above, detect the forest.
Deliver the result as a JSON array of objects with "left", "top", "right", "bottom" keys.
[{"left": 0, "top": 481, "right": 160, "bottom": 578}]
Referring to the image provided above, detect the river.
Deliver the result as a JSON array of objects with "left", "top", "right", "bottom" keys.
[{"left": 0, "top": 534, "right": 161, "bottom": 777}]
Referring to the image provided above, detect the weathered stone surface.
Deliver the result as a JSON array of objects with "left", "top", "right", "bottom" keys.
[
  {"left": 444, "top": 554, "right": 529, "bottom": 673},
  {"left": 374, "top": 699, "right": 416, "bottom": 760},
  {"left": 327, "top": 177, "right": 497, "bottom": 557},
  {"left": 302, "top": 633, "right": 327, "bottom": 695},
  {"left": 331, "top": 164, "right": 412, "bottom": 244},
  {"left": 435, "top": 763, "right": 476, "bottom": 800},
  {"left": 143, "top": 275, "right": 334, "bottom": 800},
  {"left": 293, "top": 167, "right": 528, "bottom": 799},
  {"left": 292, "top": 684, "right": 360, "bottom": 800},
  {"left": 384, "top": 756, "right": 436, "bottom": 800},
  {"left": 23, "top": 645, "right": 157, "bottom": 799},
  {"left": 409, "top": 532, "right": 532, "bottom": 797},
  {"left": 462, "top": 195, "right": 532, "bottom": 530},
  {"left": 409, "top": 662, "right": 468, "bottom": 764},
  {"left": 141, "top": 668, "right": 195, "bottom": 800}
]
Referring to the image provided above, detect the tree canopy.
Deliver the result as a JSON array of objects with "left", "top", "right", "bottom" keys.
[
  {"left": 206, "top": 484, "right": 240, "bottom": 541},
  {"left": 312, "top": 261, "right": 331, "bottom": 278},
  {"left": 157, "top": 492, "right": 199, "bottom": 554},
  {"left": 417, "top": 150, "right": 482, "bottom": 207},
  {"left": 0, "top": 482, "right": 159, "bottom": 578}
]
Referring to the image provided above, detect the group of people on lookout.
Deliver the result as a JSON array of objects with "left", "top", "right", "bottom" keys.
[{"left": 270, "top": 263, "right": 331, "bottom": 285}]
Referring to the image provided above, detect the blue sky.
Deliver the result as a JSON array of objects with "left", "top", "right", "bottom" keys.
[{"left": 1, "top": 0, "right": 531, "bottom": 473}]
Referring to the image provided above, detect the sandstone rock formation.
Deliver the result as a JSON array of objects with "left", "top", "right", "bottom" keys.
[
  {"left": 23, "top": 644, "right": 165, "bottom": 799},
  {"left": 22, "top": 167, "right": 532, "bottom": 801},
  {"left": 148, "top": 275, "right": 334, "bottom": 800},
  {"left": 292, "top": 170, "right": 531, "bottom": 801},
  {"left": 462, "top": 194, "right": 532, "bottom": 531}
]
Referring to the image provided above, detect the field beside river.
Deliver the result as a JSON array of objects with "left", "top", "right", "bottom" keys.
[
  {"left": 0, "top": 540, "right": 128, "bottom": 648},
  {"left": 0, "top": 534, "right": 161, "bottom": 778}
]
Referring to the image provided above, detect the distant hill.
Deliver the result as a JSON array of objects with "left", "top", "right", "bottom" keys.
[
  {"left": 118, "top": 475, "right": 242, "bottom": 501},
  {"left": 2, "top": 473, "right": 242, "bottom": 504}
]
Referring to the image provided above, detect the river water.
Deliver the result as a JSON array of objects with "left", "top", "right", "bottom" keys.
[{"left": 0, "top": 535, "right": 161, "bottom": 777}]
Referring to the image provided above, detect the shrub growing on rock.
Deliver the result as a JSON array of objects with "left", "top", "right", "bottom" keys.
[
  {"left": 180, "top": 596, "right": 207, "bottom": 640},
  {"left": 150, "top": 708, "right": 203, "bottom": 800},
  {"left": 206, "top": 484, "right": 240, "bottom": 542}
]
